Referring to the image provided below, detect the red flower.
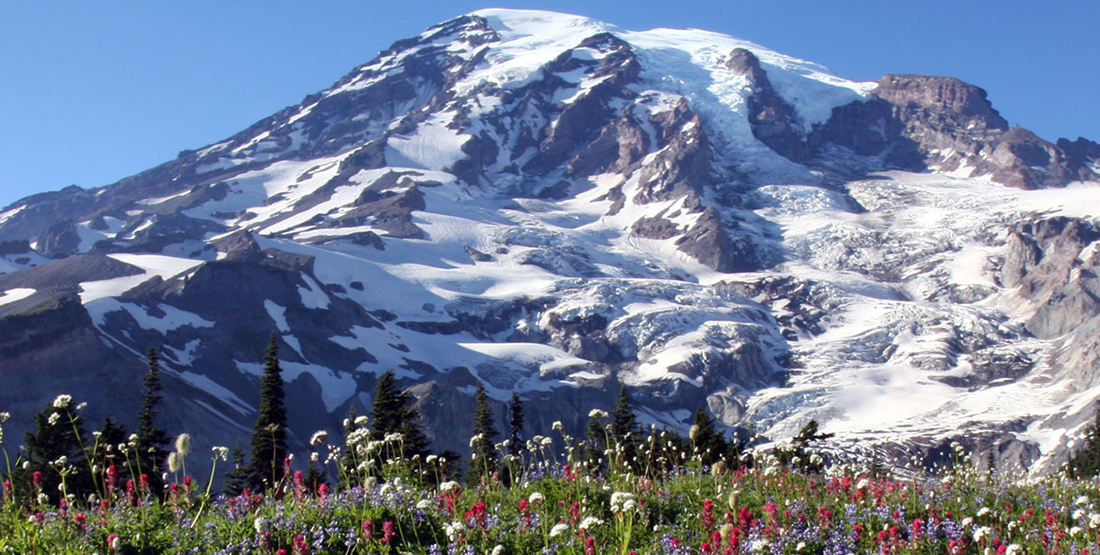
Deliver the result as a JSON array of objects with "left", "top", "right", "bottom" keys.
[
  {"left": 362, "top": 519, "right": 373, "bottom": 540},
  {"left": 584, "top": 536, "right": 596, "bottom": 555},
  {"left": 292, "top": 534, "right": 309, "bottom": 555},
  {"left": 106, "top": 533, "right": 120, "bottom": 551},
  {"left": 382, "top": 521, "right": 395, "bottom": 545}
]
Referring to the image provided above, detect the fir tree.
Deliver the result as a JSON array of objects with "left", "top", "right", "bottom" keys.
[
  {"left": 611, "top": 385, "right": 640, "bottom": 472},
  {"left": 96, "top": 416, "right": 129, "bottom": 476},
  {"left": 248, "top": 336, "right": 289, "bottom": 490},
  {"left": 776, "top": 419, "right": 833, "bottom": 473},
  {"left": 369, "top": 370, "right": 430, "bottom": 462},
  {"left": 468, "top": 381, "right": 498, "bottom": 483},
  {"left": 340, "top": 406, "right": 362, "bottom": 486},
  {"left": 222, "top": 442, "right": 250, "bottom": 497},
  {"left": 690, "top": 406, "right": 728, "bottom": 467},
  {"left": 584, "top": 412, "right": 608, "bottom": 473},
  {"left": 135, "top": 348, "right": 170, "bottom": 493},
  {"left": 23, "top": 397, "right": 92, "bottom": 502},
  {"left": 1067, "top": 407, "right": 1100, "bottom": 478},
  {"left": 503, "top": 393, "right": 525, "bottom": 486},
  {"left": 508, "top": 392, "right": 524, "bottom": 458}
]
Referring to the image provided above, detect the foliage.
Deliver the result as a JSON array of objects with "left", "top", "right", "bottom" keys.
[
  {"left": 368, "top": 370, "right": 430, "bottom": 462},
  {"left": 468, "top": 381, "right": 498, "bottom": 483},
  {"left": 135, "top": 347, "right": 171, "bottom": 494},
  {"left": 775, "top": 418, "right": 834, "bottom": 473},
  {"left": 247, "top": 335, "right": 289, "bottom": 491},
  {"left": 2, "top": 392, "right": 1099, "bottom": 555},
  {"left": 1067, "top": 405, "right": 1100, "bottom": 478}
]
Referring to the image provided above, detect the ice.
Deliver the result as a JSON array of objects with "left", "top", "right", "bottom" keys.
[{"left": 384, "top": 112, "right": 470, "bottom": 171}]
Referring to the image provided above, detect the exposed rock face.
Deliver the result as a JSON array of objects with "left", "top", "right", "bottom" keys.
[
  {"left": 803, "top": 74, "right": 1100, "bottom": 187},
  {"left": 34, "top": 220, "right": 82, "bottom": 258},
  {"left": 727, "top": 48, "right": 808, "bottom": 161},
  {"left": 0, "top": 9, "right": 1098, "bottom": 474}
]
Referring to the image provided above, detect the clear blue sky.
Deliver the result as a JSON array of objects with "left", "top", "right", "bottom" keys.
[{"left": 1, "top": 1, "right": 1096, "bottom": 209}]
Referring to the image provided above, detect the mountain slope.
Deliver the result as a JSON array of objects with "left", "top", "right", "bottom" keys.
[{"left": 1, "top": 9, "right": 1099, "bottom": 473}]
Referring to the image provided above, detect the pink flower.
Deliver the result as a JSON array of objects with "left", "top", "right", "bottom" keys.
[
  {"left": 382, "top": 521, "right": 395, "bottom": 545},
  {"left": 362, "top": 519, "right": 373, "bottom": 540},
  {"left": 107, "top": 533, "right": 120, "bottom": 551}
]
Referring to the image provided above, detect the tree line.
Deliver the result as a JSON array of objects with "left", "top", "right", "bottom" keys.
[{"left": 2, "top": 335, "right": 827, "bottom": 506}]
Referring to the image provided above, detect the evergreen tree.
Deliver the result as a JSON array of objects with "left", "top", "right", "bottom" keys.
[
  {"left": 369, "top": 370, "right": 430, "bottom": 462},
  {"left": 508, "top": 392, "right": 525, "bottom": 458},
  {"left": 23, "top": 397, "right": 92, "bottom": 502},
  {"left": 222, "top": 442, "right": 250, "bottom": 497},
  {"left": 690, "top": 406, "right": 728, "bottom": 467},
  {"left": 611, "top": 385, "right": 640, "bottom": 472},
  {"left": 467, "top": 381, "right": 498, "bottom": 483},
  {"left": 339, "top": 406, "right": 366, "bottom": 487},
  {"left": 304, "top": 460, "right": 328, "bottom": 494},
  {"left": 584, "top": 412, "right": 608, "bottom": 473},
  {"left": 96, "top": 416, "right": 129, "bottom": 476},
  {"left": 248, "top": 336, "right": 289, "bottom": 490},
  {"left": 776, "top": 420, "right": 834, "bottom": 473},
  {"left": 135, "top": 348, "right": 170, "bottom": 493},
  {"left": 502, "top": 393, "right": 525, "bottom": 486},
  {"left": 1067, "top": 407, "right": 1100, "bottom": 478}
]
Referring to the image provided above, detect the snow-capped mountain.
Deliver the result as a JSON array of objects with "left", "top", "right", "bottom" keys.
[{"left": 2, "top": 9, "right": 1099, "bottom": 473}]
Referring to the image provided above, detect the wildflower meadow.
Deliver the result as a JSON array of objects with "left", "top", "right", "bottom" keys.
[{"left": 2, "top": 393, "right": 1100, "bottom": 555}]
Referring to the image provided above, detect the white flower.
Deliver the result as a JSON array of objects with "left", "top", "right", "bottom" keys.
[
  {"left": 212, "top": 446, "right": 229, "bottom": 461},
  {"left": 254, "top": 516, "right": 269, "bottom": 534},
  {"left": 1005, "top": 544, "right": 1023, "bottom": 555},
  {"left": 549, "top": 523, "right": 569, "bottom": 537},
  {"left": 310, "top": 431, "right": 328, "bottom": 446},
  {"left": 961, "top": 517, "right": 974, "bottom": 528},
  {"left": 976, "top": 507, "right": 991, "bottom": 518},
  {"left": 1074, "top": 508, "right": 1086, "bottom": 521},
  {"left": 540, "top": 436, "right": 553, "bottom": 447},
  {"left": 175, "top": 433, "right": 191, "bottom": 457},
  {"left": 47, "top": 412, "right": 60, "bottom": 426},
  {"left": 53, "top": 456, "right": 68, "bottom": 466},
  {"left": 578, "top": 516, "right": 603, "bottom": 530},
  {"left": 384, "top": 432, "right": 403, "bottom": 442},
  {"left": 973, "top": 526, "right": 992, "bottom": 543},
  {"left": 1071, "top": 526, "right": 1083, "bottom": 537},
  {"left": 491, "top": 545, "right": 505, "bottom": 555},
  {"left": 610, "top": 491, "right": 634, "bottom": 512},
  {"left": 0, "top": 412, "right": 9, "bottom": 423},
  {"left": 528, "top": 492, "right": 544, "bottom": 505},
  {"left": 354, "top": 416, "right": 368, "bottom": 426},
  {"left": 552, "top": 421, "right": 563, "bottom": 431},
  {"left": 444, "top": 520, "right": 466, "bottom": 541},
  {"left": 622, "top": 498, "right": 637, "bottom": 512},
  {"left": 855, "top": 477, "right": 870, "bottom": 490},
  {"left": 426, "top": 455, "right": 439, "bottom": 464},
  {"left": 469, "top": 433, "right": 485, "bottom": 448},
  {"left": 588, "top": 409, "right": 608, "bottom": 419},
  {"left": 52, "top": 394, "right": 72, "bottom": 409},
  {"left": 439, "top": 481, "right": 460, "bottom": 493},
  {"left": 167, "top": 452, "right": 181, "bottom": 474},
  {"left": 1076, "top": 495, "right": 1091, "bottom": 506},
  {"left": 416, "top": 499, "right": 433, "bottom": 510},
  {"left": 75, "top": 402, "right": 87, "bottom": 411},
  {"left": 1090, "top": 513, "right": 1100, "bottom": 528}
]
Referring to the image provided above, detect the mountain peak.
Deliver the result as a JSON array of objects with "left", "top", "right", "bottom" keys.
[{"left": 0, "top": 10, "right": 1098, "bottom": 475}]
